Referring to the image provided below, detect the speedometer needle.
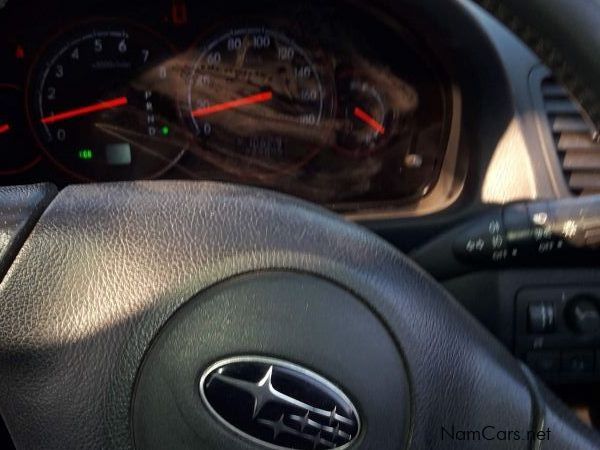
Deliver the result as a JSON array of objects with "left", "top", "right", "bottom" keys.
[
  {"left": 192, "top": 91, "right": 273, "bottom": 118},
  {"left": 41, "top": 96, "right": 129, "bottom": 125},
  {"left": 353, "top": 107, "right": 385, "bottom": 134},
  {"left": 0, "top": 124, "right": 10, "bottom": 135}
]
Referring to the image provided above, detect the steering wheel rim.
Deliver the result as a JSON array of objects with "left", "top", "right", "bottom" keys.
[
  {"left": 0, "top": 181, "right": 596, "bottom": 449},
  {"left": 0, "top": 0, "right": 599, "bottom": 448}
]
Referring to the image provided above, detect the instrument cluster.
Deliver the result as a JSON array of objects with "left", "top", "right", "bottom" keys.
[{"left": 0, "top": 0, "right": 455, "bottom": 212}]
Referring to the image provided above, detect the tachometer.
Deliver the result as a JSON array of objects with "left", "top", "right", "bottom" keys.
[
  {"left": 187, "top": 27, "right": 333, "bottom": 173},
  {"left": 27, "top": 21, "right": 186, "bottom": 181},
  {"left": 0, "top": 84, "right": 42, "bottom": 175}
]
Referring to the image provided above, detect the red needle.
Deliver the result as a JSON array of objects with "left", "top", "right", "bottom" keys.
[
  {"left": 353, "top": 107, "right": 385, "bottom": 134},
  {"left": 41, "top": 96, "right": 129, "bottom": 125},
  {"left": 0, "top": 124, "right": 10, "bottom": 135},
  {"left": 192, "top": 91, "right": 273, "bottom": 118}
]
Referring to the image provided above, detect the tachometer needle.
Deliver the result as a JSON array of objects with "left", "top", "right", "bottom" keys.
[
  {"left": 353, "top": 107, "right": 385, "bottom": 134},
  {"left": 192, "top": 91, "right": 273, "bottom": 118},
  {"left": 41, "top": 96, "right": 129, "bottom": 125},
  {"left": 0, "top": 124, "right": 10, "bottom": 135}
]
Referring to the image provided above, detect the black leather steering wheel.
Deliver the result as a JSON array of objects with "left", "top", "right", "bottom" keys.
[{"left": 0, "top": 1, "right": 599, "bottom": 449}]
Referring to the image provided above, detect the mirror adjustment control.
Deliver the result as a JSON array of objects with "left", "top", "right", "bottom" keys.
[
  {"left": 516, "top": 287, "right": 600, "bottom": 383},
  {"left": 565, "top": 297, "right": 600, "bottom": 334},
  {"left": 528, "top": 302, "right": 556, "bottom": 334}
]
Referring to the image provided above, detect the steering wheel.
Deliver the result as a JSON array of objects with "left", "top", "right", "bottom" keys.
[{"left": 0, "top": 1, "right": 599, "bottom": 449}]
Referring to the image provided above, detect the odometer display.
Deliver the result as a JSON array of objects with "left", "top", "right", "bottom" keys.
[
  {"left": 187, "top": 27, "right": 332, "bottom": 173},
  {"left": 28, "top": 22, "right": 186, "bottom": 181}
]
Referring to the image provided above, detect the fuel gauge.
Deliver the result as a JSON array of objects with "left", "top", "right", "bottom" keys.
[
  {"left": 0, "top": 85, "right": 41, "bottom": 175},
  {"left": 335, "top": 69, "right": 418, "bottom": 157}
]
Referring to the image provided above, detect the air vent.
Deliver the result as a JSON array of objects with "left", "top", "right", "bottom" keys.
[{"left": 541, "top": 77, "right": 600, "bottom": 195}]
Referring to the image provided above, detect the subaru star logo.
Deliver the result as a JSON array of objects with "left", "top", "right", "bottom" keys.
[{"left": 200, "top": 356, "right": 361, "bottom": 450}]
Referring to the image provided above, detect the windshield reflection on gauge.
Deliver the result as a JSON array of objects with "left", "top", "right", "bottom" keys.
[
  {"left": 185, "top": 27, "right": 334, "bottom": 174},
  {"left": 26, "top": 21, "right": 188, "bottom": 181},
  {"left": 4, "top": 5, "right": 452, "bottom": 209}
]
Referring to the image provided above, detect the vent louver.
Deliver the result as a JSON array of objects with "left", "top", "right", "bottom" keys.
[{"left": 541, "top": 78, "right": 600, "bottom": 195}]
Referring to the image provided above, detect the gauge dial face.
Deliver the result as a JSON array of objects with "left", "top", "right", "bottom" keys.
[
  {"left": 336, "top": 76, "right": 393, "bottom": 156},
  {"left": 0, "top": 85, "right": 42, "bottom": 175},
  {"left": 335, "top": 69, "right": 418, "bottom": 158},
  {"left": 28, "top": 22, "right": 186, "bottom": 181},
  {"left": 187, "top": 27, "right": 332, "bottom": 173}
]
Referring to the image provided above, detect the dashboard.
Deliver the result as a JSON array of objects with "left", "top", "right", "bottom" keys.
[{"left": 0, "top": 0, "right": 458, "bottom": 213}]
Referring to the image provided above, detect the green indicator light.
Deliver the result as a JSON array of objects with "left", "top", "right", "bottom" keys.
[
  {"left": 161, "top": 126, "right": 170, "bottom": 136},
  {"left": 78, "top": 149, "right": 93, "bottom": 160}
]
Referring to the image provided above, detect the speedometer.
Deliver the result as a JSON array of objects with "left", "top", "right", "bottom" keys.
[
  {"left": 187, "top": 27, "right": 333, "bottom": 173},
  {"left": 27, "top": 21, "right": 186, "bottom": 181}
]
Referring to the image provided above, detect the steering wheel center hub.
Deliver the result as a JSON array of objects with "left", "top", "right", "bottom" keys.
[{"left": 132, "top": 272, "right": 410, "bottom": 450}]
